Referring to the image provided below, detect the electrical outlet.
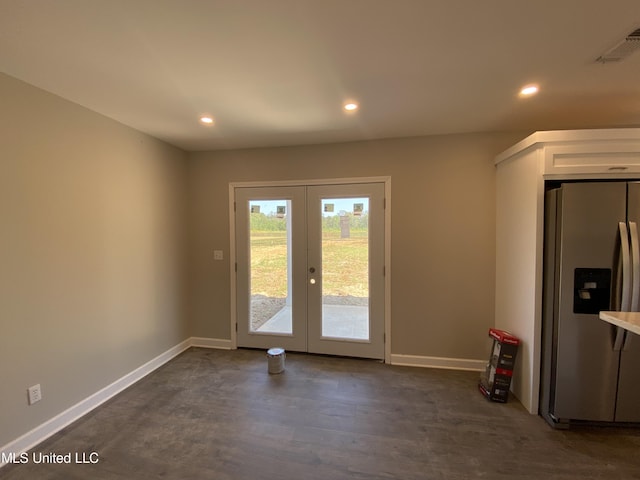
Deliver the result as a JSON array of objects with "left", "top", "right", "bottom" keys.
[
  {"left": 214, "top": 250, "right": 224, "bottom": 260},
  {"left": 28, "top": 384, "right": 42, "bottom": 405}
]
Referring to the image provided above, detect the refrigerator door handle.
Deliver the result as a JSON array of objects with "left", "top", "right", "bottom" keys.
[
  {"left": 619, "top": 222, "right": 632, "bottom": 312},
  {"left": 629, "top": 222, "right": 640, "bottom": 312},
  {"left": 614, "top": 326, "right": 626, "bottom": 351},
  {"left": 615, "top": 222, "right": 637, "bottom": 351}
]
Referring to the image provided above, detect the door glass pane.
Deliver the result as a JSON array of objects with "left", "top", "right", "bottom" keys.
[
  {"left": 320, "top": 197, "right": 369, "bottom": 340},
  {"left": 249, "top": 200, "right": 292, "bottom": 334}
]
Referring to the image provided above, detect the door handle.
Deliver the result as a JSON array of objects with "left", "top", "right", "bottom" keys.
[{"left": 309, "top": 267, "right": 315, "bottom": 273}]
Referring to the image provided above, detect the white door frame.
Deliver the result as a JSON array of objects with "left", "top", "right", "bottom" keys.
[{"left": 229, "top": 176, "right": 392, "bottom": 363}]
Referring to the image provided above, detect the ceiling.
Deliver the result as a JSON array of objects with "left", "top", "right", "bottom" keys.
[{"left": 2, "top": 0, "right": 640, "bottom": 152}]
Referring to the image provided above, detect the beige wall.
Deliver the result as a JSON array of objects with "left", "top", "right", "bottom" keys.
[
  {"left": 187, "top": 132, "right": 524, "bottom": 359},
  {"left": 0, "top": 70, "right": 528, "bottom": 449},
  {"left": 0, "top": 74, "right": 189, "bottom": 447}
]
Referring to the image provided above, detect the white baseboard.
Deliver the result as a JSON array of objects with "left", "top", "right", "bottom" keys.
[
  {"left": 0, "top": 336, "right": 232, "bottom": 468},
  {"left": 390, "top": 353, "right": 485, "bottom": 371},
  {"left": 190, "top": 337, "right": 233, "bottom": 349},
  {"left": 1, "top": 340, "right": 481, "bottom": 469}
]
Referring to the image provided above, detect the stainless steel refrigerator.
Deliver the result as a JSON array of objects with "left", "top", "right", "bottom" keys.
[{"left": 541, "top": 182, "right": 640, "bottom": 427}]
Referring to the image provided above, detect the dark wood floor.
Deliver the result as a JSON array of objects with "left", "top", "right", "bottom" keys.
[{"left": 3, "top": 348, "right": 640, "bottom": 479}]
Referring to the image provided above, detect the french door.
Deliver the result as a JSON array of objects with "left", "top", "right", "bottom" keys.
[{"left": 235, "top": 182, "right": 385, "bottom": 359}]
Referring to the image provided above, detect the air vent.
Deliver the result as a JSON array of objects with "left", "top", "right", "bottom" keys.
[{"left": 596, "top": 27, "right": 640, "bottom": 63}]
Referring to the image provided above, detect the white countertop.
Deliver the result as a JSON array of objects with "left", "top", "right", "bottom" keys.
[{"left": 599, "top": 311, "right": 640, "bottom": 336}]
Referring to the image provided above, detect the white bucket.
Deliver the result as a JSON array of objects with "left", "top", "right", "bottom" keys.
[{"left": 267, "top": 347, "right": 285, "bottom": 374}]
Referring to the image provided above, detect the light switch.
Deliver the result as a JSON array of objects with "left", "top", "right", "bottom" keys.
[{"left": 214, "top": 250, "right": 224, "bottom": 260}]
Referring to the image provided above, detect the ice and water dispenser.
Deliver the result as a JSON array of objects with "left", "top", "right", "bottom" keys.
[{"left": 573, "top": 268, "right": 611, "bottom": 314}]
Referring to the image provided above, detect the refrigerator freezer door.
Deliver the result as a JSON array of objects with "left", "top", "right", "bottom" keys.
[
  {"left": 615, "top": 183, "right": 640, "bottom": 422},
  {"left": 552, "top": 182, "right": 625, "bottom": 422},
  {"left": 540, "top": 189, "right": 560, "bottom": 424}
]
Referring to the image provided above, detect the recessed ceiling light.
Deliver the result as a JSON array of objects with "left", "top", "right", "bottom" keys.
[
  {"left": 199, "top": 115, "right": 214, "bottom": 125},
  {"left": 343, "top": 102, "right": 359, "bottom": 112},
  {"left": 519, "top": 85, "right": 539, "bottom": 97}
]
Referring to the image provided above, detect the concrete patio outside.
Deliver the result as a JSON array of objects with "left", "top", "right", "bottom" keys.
[{"left": 256, "top": 304, "right": 369, "bottom": 339}]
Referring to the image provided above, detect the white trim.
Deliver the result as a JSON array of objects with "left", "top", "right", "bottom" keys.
[
  {"left": 229, "top": 176, "right": 391, "bottom": 189},
  {"left": 384, "top": 178, "right": 392, "bottom": 363},
  {"left": 228, "top": 185, "right": 238, "bottom": 348},
  {"left": 0, "top": 339, "right": 191, "bottom": 468},
  {"left": 190, "top": 337, "right": 233, "bottom": 349},
  {"left": 390, "top": 354, "right": 485, "bottom": 371},
  {"left": 0, "top": 336, "right": 235, "bottom": 468}
]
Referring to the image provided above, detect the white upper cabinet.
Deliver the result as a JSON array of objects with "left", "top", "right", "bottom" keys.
[{"left": 496, "top": 128, "right": 640, "bottom": 178}]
